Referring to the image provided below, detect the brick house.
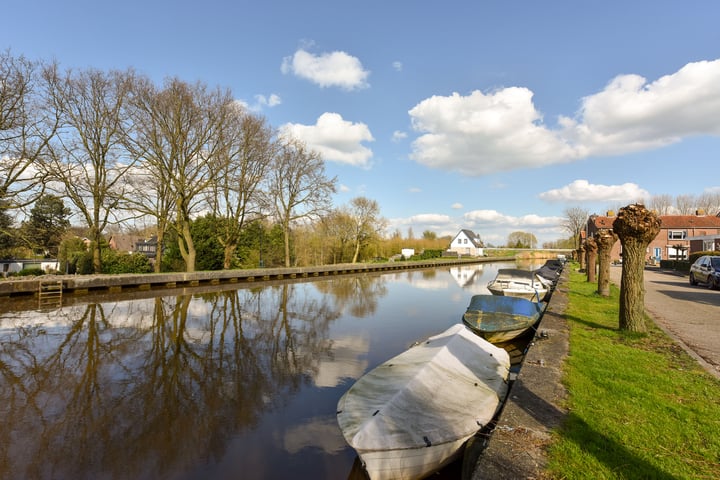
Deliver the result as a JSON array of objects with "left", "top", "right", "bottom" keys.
[{"left": 587, "top": 211, "right": 720, "bottom": 263}]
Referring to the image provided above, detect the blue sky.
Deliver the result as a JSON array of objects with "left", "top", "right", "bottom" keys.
[{"left": 4, "top": 0, "right": 720, "bottom": 246}]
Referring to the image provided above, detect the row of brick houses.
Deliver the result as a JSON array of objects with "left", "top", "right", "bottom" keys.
[{"left": 586, "top": 211, "right": 720, "bottom": 263}]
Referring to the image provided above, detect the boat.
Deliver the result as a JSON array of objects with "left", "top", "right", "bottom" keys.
[
  {"left": 462, "top": 294, "right": 545, "bottom": 343},
  {"left": 486, "top": 268, "right": 548, "bottom": 301},
  {"left": 336, "top": 323, "right": 510, "bottom": 480}
]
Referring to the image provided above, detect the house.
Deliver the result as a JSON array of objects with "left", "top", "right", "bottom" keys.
[
  {"left": 108, "top": 234, "right": 158, "bottom": 262},
  {"left": 448, "top": 229, "right": 485, "bottom": 256},
  {"left": 108, "top": 234, "right": 143, "bottom": 254},
  {"left": 586, "top": 211, "right": 720, "bottom": 263}
]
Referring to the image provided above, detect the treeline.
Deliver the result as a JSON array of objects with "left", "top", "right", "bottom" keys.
[{"left": 1, "top": 50, "right": 394, "bottom": 273}]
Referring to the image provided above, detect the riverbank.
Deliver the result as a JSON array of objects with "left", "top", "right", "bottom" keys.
[
  {"left": 471, "top": 264, "right": 720, "bottom": 479},
  {"left": 0, "top": 257, "right": 505, "bottom": 299}
]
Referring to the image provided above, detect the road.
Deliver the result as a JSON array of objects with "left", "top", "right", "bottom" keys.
[{"left": 610, "top": 265, "right": 720, "bottom": 379}]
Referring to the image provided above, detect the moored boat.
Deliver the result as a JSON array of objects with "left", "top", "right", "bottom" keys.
[
  {"left": 462, "top": 294, "right": 545, "bottom": 343},
  {"left": 336, "top": 323, "right": 510, "bottom": 480},
  {"left": 486, "top": 268, "right": 548, "bottom": 301}
]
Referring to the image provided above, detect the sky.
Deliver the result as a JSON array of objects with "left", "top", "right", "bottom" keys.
[{"left": 3, "top": 0, "right": 720, "bottom": 246}]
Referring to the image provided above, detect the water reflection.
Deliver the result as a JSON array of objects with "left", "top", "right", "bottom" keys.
[{"left": 0, "top": 262, "right": 519, "bottom": 480}]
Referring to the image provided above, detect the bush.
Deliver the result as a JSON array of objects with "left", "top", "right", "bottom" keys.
[
  {"left": 101, "top": 250, "right": 152, "bottom": 274},
  {"left": 17, "top": 267, "right": 44, "bottom": 276}
]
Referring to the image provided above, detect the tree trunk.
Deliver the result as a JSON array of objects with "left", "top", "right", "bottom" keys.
[
  {"left": 223, "top": 243, "right": 237, "bottom": 270},
  {"left": 283, "top": 222, "right": 291, "bottom": 268},
  {"left": 352, "top": 240, "right": 360, "bottom": 264},
  {"left": 596, "top": 228, "right": 618, "bottom": 297},
  {"left": 578, "top": 245, "right": 586, "bottom": 271},
  {"left": 154, "top": 228, "right": 165, "bottom": 273},
  {"left": 178, "top": 218, "right": 196, "bottom": 272},
  {"left": 613, "top": 204, "right": 661, "bottom": 332},
  {"left": 585, "top": 238, "right": 598, "bottom": 283}
]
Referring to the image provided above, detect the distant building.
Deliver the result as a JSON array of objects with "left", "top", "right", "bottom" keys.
[
  {"left": 587, "top": 211, "right": 720, "bottom": 262},
  {"left": 448, "top": 229, "right": 485, "bottom": 256},
  {"left": 108, "top": 234, "right": 158, "bottom": 262}
]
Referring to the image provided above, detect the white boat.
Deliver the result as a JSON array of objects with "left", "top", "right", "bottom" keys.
[
  {"left": 486, "top": 268, "right": 549, "bottom": 301},
  {"left": 336, "top": 324, "right": 510, "bottom": 480}
]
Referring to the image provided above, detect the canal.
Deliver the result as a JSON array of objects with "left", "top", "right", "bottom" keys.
[{"left": 0, "top": 260, "right": 538, "bottom": 480}]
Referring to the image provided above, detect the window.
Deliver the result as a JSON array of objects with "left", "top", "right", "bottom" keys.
[
  {"left": 463, "top": 239, "right": 467, "bottom": 244},
  {"left": 668, "top": 230, "right": 687, "bottom": 240}
]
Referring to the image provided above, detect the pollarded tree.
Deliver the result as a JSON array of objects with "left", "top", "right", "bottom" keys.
[
  {"left": 595, "top": 228, "right": 618, "bottom": 297},
  {"left": 613, "top": 204, "right": 661, "bottom": 332},
  {"left": 585, "top": 237, "right": 598, "bottom": 283},
  {"left": 268, "top": 137, "right": 337, "bottom": 267}
]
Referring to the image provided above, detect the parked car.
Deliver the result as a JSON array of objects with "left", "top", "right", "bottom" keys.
[{"left": 689, "top": 255, "right": 720, "bottom": 289}]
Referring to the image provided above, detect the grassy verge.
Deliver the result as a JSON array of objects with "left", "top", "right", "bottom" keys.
[{"left": 545, "top": 266, "right": 720, "bottom": 479}]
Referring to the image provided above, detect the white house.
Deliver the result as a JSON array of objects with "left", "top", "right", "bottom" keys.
[{"left": 448, "top": 229, "right": 484, "bottom": 256}]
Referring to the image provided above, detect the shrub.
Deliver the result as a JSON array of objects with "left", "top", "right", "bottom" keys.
[{"left": 18, "top": 267, "right": 44, "bottom": 276}]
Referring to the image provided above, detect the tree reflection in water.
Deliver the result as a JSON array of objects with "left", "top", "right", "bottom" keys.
[{"left": 0, "top": 281, "right": 347, "bottom": 480}]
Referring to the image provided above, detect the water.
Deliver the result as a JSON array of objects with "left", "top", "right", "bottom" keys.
[{"left": 0, "top": 261, "right": 528, "bottom": 480}]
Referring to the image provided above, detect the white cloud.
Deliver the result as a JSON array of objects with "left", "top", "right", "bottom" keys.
[
  {"left": 281, "top": 48, "right": 370, "bottom": 90},
  {"left": 255, "top": 93, "right": 281, "bottom": 107},
  {"left": 280, "top": 112, "right": 374, "bottom": 168},
  {"left": 464, "top": 209, "right": 563, "bottom": 228},
  {"left": 538, "top": 179, "right": 650, "bottom": 203},
  {"left": 236, "top": 94, "right": 281, "bottom": 112},
  {"left": 460, "top": 209, "right": 566, "bottom": 246},
  {"left": 338, "top": 184, "right": 351, "bottom": 193},
  {"left": 408, "top": 58, "right": 720, "bottom": 176},
  {"left": 408, "top": 187, "right": 422, "bottom": 193},
  {"left": 451, "top": 202, "right": 463, "bottom": 209},
  {"left": 392, "top": 61, "right": 403, "bottom": 72},
  {"left": 410, "top": 213, "right": 453, "bottom": 224},
  {"left": 392, "top": 130, "right": 407, "bottom": 142},
  {"left": 562, "top": 59, "right": 720, "bottom": 156},
  {"left": 409, "top": 88, "right": 581, "bottom": 175}
]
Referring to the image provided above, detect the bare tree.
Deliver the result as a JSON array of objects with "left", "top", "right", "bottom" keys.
[
  {"left": 697, "top": 191, "right": 720, "bottom": 216},
  {"left": 649, "top": 194, "right": 673, "bottom": 215},
  {"left": 613, "top": 204, "right": 661, "bottom": 332},
  {"left": 675, "top": 194, "right": 696, "bottom": 215},
  {"left": 562, "top": 206, "right": 589, "bottom": 252},
  {"left": 348, "top": 196, "right": 385, "bottom": 264},
  {"left": 208, "top": 106, "right": 276, "bottom": 269},
  {"left": 0, "top": 51, "right": 59, "bottom": 216},
  {"left": 125, "top": 77, "right": 230, "bottom": 272},
  {"left": 46, "top": 67, "right": 136, "bottom": 273},
  {"left": 268, "top": 137, "right": 337, "bottom": 267},
  {"left": 320, "top": 207, "right": 355, "bottom": 264}
]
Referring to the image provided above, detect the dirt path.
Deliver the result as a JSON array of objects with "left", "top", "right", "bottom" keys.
[{"left": 610, "top": 265, "right": 720, "bottom": 379}]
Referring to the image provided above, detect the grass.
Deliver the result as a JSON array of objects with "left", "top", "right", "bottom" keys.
[{"left": 545, "top": 266, "right": 720, "bottom": 479}]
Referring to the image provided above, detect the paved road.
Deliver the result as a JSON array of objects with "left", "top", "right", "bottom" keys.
[{"left": 609, "top": 265, "right": 720, "bottom": 379}]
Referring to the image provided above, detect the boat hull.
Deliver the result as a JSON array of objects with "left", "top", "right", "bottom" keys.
[
  {"left": 337, "top": 324, "right": 510, "bottom": 480},
  {"left": 462, "top": 294, "right": 544, "bottom": 343}
]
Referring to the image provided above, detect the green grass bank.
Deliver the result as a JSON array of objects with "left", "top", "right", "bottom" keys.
[{"left": 545, "top": 266, "right": 720, "bottom": 479}]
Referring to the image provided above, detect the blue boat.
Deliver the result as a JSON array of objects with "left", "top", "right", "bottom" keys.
[{"left": 462, "top": 294, "right": 545, "bottom": 343}]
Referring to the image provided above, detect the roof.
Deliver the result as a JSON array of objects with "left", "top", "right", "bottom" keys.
[
  {"left": 455, "top": 229, "right": 484, "bottom": 248},
  {"left": 591, "top": 214, "right": 720, "bottom": 230}
]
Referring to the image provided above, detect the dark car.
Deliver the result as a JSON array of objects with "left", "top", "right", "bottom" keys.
[{"left": 689, "top": 255, "right": 720, "bottom": 289}]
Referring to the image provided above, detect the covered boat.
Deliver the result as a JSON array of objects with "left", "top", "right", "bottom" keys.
[
  {"left": 336, "top": 324, "right": 510, "bottom": 480},
  {"left": 462, "top": 294, "right": 545, "bottom": 343},
  {"left": 486, "top": 268, "right": 548, "bottom": 301}
]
